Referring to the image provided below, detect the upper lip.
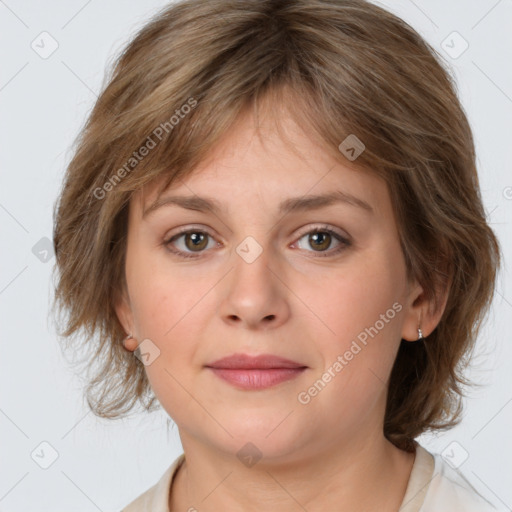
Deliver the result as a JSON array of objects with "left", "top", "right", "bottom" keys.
[{"left": 206, "top": 353, "right": 307, "bottom": 370}]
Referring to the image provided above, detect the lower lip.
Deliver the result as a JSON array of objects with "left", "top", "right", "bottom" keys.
[{"left": 207, "top": 367, "right": 306, "bottom": 390}]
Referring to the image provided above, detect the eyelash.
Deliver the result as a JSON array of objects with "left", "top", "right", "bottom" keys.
[{"left": 162, "top": 225, "right": 351, "bottom": 260}]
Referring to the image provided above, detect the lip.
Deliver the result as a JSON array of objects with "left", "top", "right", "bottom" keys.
[
  {"left": 205, "top": 353, "right": 307, "bottom": 390},
  {"left": 206, "top": 353, "right": 306, "bottom": 369}
]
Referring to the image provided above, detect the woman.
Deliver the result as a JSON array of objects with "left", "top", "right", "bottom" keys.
[{"left": 52, "top": 0, "right": 502, "bottom": 510}]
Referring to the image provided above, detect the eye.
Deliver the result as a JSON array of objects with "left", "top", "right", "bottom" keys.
[
  {"left": 293, "top": 225, "right": 351, "bottom": 257},
  {"left": 163, "top": 228, "right": 217, "bottom": 259},
  {"left": 163, "top": 224, "right": 351, "bottom": 260}
]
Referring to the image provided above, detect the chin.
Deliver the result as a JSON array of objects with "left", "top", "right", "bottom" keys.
[{"left": 215, "top": 416, "right": 309, "bottom": 461}]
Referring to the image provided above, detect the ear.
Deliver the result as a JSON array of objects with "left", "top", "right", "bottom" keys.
[
  {"left": 113, "top": 284, "right": 135, "bottom": 337},
  {"left": 400, "top": 274, "right": 451, "bottom": 342}
]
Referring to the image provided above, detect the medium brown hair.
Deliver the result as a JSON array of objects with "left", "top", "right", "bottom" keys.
[{"left": 51, "top": 0, "right": 500, "bottom": 451}]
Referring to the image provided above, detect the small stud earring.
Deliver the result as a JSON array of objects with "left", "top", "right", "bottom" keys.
[
  {"left": 417, "top": 328, "right": 423, "bottom": 340},
  {"left": 123, "top": 333, "right": 138, "bottom": 351}
]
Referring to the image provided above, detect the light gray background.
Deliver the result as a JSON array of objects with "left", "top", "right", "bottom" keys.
[{"left": 1, "top": 0, "right": 511, "bottom": 510}]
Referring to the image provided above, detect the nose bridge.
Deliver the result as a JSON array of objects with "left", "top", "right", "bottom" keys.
[
  {"left": 231, "top": 232, "right": 276, "bottom": 298},
  {"left": 219, "top": 232, "right": 289, "bottom": 328}
]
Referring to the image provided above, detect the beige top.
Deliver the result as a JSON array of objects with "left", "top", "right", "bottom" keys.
[{"left": 120, "top": 441, "right": 500, "bottom": 511}]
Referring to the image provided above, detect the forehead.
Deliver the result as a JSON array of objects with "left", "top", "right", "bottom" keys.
[{"left": 132, "top": 105, "right": 387, "bottom": 220}]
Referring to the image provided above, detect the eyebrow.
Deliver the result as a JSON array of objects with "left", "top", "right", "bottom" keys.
[{"left": 142, "top": 190, "right": 373, "bottom": 219}]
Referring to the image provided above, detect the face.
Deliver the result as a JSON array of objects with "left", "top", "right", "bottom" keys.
[{"left": 116, "top": 104, "right": 422, "bottom": 463}]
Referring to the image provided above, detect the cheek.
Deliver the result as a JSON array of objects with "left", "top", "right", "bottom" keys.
[
  {"left": 297, "top": 263, "right": 404, "bottom": 430},
  {"left": 304, "top": 251, "right": 404, "bottom": 345},
  {"left": 298, "top": 248, "right": 406, "bottom": 406},
  {"left": 127, "top": 261, "right": 221, "bottom": 389},
  {"left": 128, "top": 268, "right": 207, "bottom": 414},
  {"left": 132, "top": 277, "right": 203, "bottom": 342},
  {"left": 127, "top": 241, "right": 198, "bottom": 335}
]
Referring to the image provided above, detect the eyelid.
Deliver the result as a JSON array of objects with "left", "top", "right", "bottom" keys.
[
  {"left": 291, "top": 224, "right": 352, "bottom": 258},
  {"left": 163, "top": 225, "right": 220, "bottom": 259},
  {"left": 294, "top": 223, "right": 351, "bottom": 242},
  {"left": 164, "top": 223, "right": 350, "bottom": 242},
  {"left": 163, "top": 223, "right": 352, "bottom": 258}
]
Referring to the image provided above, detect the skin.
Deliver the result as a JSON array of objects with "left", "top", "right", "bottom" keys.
[{"left": 115, "top": 101, "right": 447, "bottom": 512}]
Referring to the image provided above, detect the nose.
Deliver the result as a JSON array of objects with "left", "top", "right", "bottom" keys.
[{"left": 218, "top": 241, "right": 290, "bottom": 330}]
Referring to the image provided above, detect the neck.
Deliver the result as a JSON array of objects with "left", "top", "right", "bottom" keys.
[{"left": 169, "top": 431, "right": 415, "bottom": 512}]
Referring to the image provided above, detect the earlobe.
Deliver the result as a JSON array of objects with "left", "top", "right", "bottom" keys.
[
  {"left": 123, "top": 333, "right": 138, "bottom": 352},
  {"left": 400, "top": 280, "right": 424, "bottom": 342},
  {"left": 401, "top": 275, "right": 450, "bottom": 342}
]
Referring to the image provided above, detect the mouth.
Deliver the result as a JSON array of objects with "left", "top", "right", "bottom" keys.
[{"left": 205, "top": 353, "right": 308, "bottom": 390}]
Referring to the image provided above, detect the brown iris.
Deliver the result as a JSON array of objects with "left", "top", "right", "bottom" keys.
[
  {"left": 184, "top": 232, "right": 209, "bottom": 252},
  {"left": 308, "top": 231, "right": 332, "bottom": 251}
]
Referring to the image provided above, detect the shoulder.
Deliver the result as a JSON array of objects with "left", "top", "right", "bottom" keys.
[
  {"left": 119, "top": 453, "right": 185, "bottom": 512},
  {"left": 420, "top": 447, "right": 504, "bottom": 512}
]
